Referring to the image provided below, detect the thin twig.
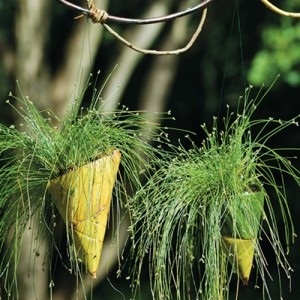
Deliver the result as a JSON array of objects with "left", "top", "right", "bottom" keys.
[
  {"left": 56, "top": 0, "right": 214, "bottom": 24},
  {"left": 102, "top": 8, "right": 207, "bottom": 55},
  {"left": 261, "top": 0, "right": 300, "bottom": 18}
]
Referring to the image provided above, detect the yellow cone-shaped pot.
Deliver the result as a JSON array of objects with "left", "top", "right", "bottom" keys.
[
  {"left": 48, "top": 150, "right": 121, "bottom": 278},
  {"left": 222, "top": 236, "right": 254, "bottom": 285},
  {"left": 221, "top": 189, "right": 264, "bottom": 284}
]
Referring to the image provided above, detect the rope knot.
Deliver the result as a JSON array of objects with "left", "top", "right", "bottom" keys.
[{"left": 89, "top": 3, "right": 108, "bottom": 23}]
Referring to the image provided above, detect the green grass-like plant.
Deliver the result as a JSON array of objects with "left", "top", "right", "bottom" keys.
[
  {"left": 129, "top": 85, "right": 300, "bottom": 300},
  {"left": 0, "top": 80, "right": 166, "bottom": 297}
]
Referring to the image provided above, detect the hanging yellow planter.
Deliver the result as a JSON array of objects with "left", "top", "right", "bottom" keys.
[
  {"left": 221, "top": 189, "right": 264, "bottom": 285},
  {"left": 48, "top": 149, "right": 121, "bottom": 278},
  {"left": 222, "top": 236, "right": 255, "bottom": 285}
]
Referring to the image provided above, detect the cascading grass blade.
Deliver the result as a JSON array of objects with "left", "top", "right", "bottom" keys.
[
  {"left": 0, "top": 79, "right": 167, "bottom": 296},
  {"left": 128, "top": 85, "right": 300, "bottom": 300}
]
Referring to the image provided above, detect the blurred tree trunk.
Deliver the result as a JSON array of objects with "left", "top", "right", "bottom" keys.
[
  {"left": 14, "top": 3, "right": 51, "bottom": 299},
  {"left": 13, "top": 0, "right": 109, "bottom": 299}
]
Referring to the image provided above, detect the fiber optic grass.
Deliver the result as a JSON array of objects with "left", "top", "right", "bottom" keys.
[
  {"left": 129, "top": 85, "right": 300, "bottom": 300},
  {"left": 0, "top": 79, "right": 167, "bottom": 296}
]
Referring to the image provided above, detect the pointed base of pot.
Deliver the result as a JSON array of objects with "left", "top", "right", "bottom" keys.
[
  {"left": 48, "top": 150, "right": 121, "bottom": 278},
  {"left": 222, "top": 236, "right": 255, "bottom": 285}
]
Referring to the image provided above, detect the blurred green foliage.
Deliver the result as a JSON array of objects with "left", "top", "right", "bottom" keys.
[
  {"left": 248, "top": 0, "right": 300, "bottom": 86},
  {"left": 248, "top": 19, "right": 300, "bottom": 86}
]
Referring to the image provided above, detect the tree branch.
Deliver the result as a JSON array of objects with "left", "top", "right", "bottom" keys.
[
  {"left": 55, "top": 0, "right": 211, "bottom": 54},
  {"left": 56, "top": 0, "right": 214, "bottom": 24},
  {"left": 261, "top": 0, "right": 300, "bottom": 18},
  {"left": 101, "top": 8, "right": 207, "bottom": 55}
]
